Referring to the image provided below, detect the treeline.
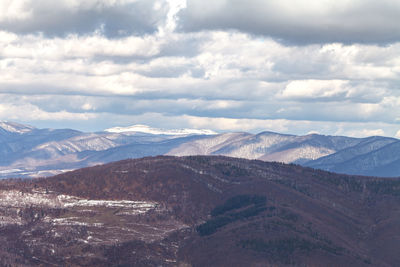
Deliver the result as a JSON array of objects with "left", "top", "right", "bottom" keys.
[
  {"left": 197, "top": 194, "right": 267, "bottom": 236},
  {"left": 211, "top": 194, "right": 266, "bottom": 216}
]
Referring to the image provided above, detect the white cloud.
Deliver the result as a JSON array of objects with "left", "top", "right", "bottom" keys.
[
  {"left": 183, "top": 115, "right": 291, "bottom": 132},
  {"left": 280, "top": 80, "right": 349, "bottom": 99},
  {"left": 159, "top": 0, "right": 187, "bottom": 35},
  {"left": 0, "top": 102, "right": 96, "bottom": 121},
  {"left": 344, "top": 129, "right": 385, "bottom": 138},
  {"left": 0, "top": 31, "right": 162, "bottom": 60},
  {"left": 0, "top": 0, "right": 32, "bottom": 22}
]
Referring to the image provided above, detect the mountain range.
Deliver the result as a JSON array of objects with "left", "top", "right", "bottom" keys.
[
  {"left": 1, "top": 155, "right": 399, "bottom": 266},
  {"left": 0, "top": 121, "right": 399, "bottom": 178}
]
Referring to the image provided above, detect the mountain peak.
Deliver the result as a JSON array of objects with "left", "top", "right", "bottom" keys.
[
  {"left": 104, "top": 124, "right": 217, "bottom": 136},
  {"left": 0, "top": 121, "right": 35, "bottom": 134}
]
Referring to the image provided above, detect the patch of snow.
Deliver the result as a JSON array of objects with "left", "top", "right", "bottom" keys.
[
  {"left": 34, "top": 134, "right": 118, "bottom": 153},
  {"left": 105, "top": 124, "right": 217, "bottom": 136},
  {"left": 0, "top": 214, "right": 23, "bottom": 226},
  {"left": 58, "top": 194, "right": 156, "bottom": 211},
  {"left": 167, "top": 132, "right": 251, "bottom": 156},
  {"left": 261, "top": 146, "right": 336, "bottom": 163},
  {"left": 0, "top": 190, "right": 157, "bottom": 214},
  {"left": 49, "top": 217, "right": 104, "bottom": 227},
  {"left": 0, "top": 190, "right": 63, "bottom": 208},
  {"left": 0, "top": 121, "right": 35, "bottom": 134}
]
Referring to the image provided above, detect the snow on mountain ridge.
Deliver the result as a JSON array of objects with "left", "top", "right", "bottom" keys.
[
  {"left": 0, "top": 121, "right": 35, "bottom": 134},
  {"left": 260, "top": 146, "right": 335, "bottom": 164},
  {"left": 105, "top": 124, "right": 217, "bottom": 136},
  {"left": 167, "top": 132, "right": 252, "bottom": 156},
  {"left": 33, "top": 134, "right": 118, "bottom": 155},
  {"left": 1, "top": 121, "right": 400, "bottom": 178}
]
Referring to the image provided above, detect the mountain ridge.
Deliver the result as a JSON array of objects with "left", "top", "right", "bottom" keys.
[{"left": 0, "top": 121, "right": 399, "bottom": 178}]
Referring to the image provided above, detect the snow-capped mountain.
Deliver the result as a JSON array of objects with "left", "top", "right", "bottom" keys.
[
  {"left": 167, "top": 132, "right": 363, "bottom": 164},
  {"left": 105, "top": 124, "right": 217, "bottom": 136},
  {"left": 0, "top": 121, "right": 399, "bottom": 178},
  {"left": 0, "top": 121, "right": 35, "bottom": 134}
]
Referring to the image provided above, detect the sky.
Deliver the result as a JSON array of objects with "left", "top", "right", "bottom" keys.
[{"left": 0, "top": 0, "right": 399, "bottom": 138}]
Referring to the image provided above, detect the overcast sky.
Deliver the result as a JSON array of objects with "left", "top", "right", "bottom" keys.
[{"left": 0, "top": 0, "right": 399, "bottom": 137}]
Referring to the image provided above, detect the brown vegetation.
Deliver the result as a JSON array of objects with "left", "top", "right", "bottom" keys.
[{"left": 0, "top": 155, "right": 399, "bottom": 266}]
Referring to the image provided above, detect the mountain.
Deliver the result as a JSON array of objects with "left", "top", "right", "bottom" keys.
[
  {"left": 167, "top": 132, "right": 364, "bottom": 163},
  {"left": 0, "top": 121, "right": 399, "bottom": 178},
  {"left": 0, "top": 121, "right": 35, "bottom": 134},
  {"left": 0, "top": 156, "right": 399, "bottom": 266},
  {"left": 306, "top": 139, "right": 400, "bottom": 177},
  {"left": 167, "top": 132, "right": 400, "bottom": 177},
  {"left": 0, "top": 122, "right": 214, "bottom": 178}
]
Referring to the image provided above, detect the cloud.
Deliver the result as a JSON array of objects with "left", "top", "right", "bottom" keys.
[
  {"left": 0, "top": 1, "right": 399, "bottom": 138},
  {"left": 183, "top": 115, "right": 291, "bottom": 132},
  {"left": 278, "top": 79, "right": 390, "bottom": 104},
  {"left": 280, "top": 80, "right": 349, "bottom": 100},
  {"left": 178, "top": 0, "right": 400, "bottom": 44},
  {"left": 0, "top": 102, "right": 95, "bottom": 121},
  {"left": 345, "top": 128, "right": 385, "bottom": 137},
  {"left": 0, "top": 0, "right": 166, "bottom": 37},
  {"left": 0, "top": 0, "right": 32, "bottom": 21},
  {"left": 0, "top": 30, "right": 399, "bottom": 132},
  {"left": 396, "top": 130, "right": 400, "bottom": 139}
]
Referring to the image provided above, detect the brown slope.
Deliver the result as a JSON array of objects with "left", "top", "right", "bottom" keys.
[{"left": 0, "top": 156, "right": 400, "bottom": 266}]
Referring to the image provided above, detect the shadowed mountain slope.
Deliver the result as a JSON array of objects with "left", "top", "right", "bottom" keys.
[{"left": 307, "top": 140, "right": 400, "bottom": 177}]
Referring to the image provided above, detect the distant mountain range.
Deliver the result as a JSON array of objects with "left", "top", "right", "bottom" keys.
[{"left": 0, "top": 121, "right": 399, "bottom": 178}]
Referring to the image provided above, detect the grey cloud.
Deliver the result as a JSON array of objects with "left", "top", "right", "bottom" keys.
[
  {"left": 24, "top": 94, "right": 243, "bottom": 117},
  {"left": 11, "top": 88, "right": 398, "bottom": 125},
  {"left": 157, "top": 34, "right": 210, "bottom": 58},
  {"left": 92, "top": 34, "right": 207, "bottom": 64},
  {"left": 0, "top": 0, "right": 166, "bottom": 37},
  {"left": 178, "top": 0, "right": 400, "bottom": 44}
]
